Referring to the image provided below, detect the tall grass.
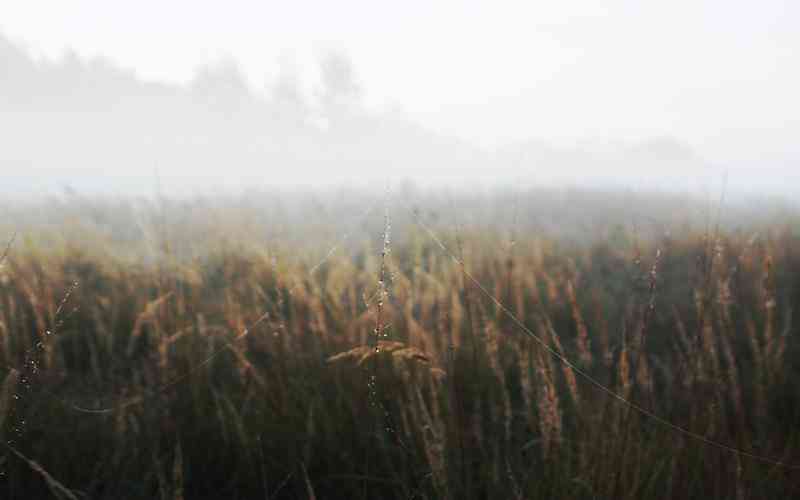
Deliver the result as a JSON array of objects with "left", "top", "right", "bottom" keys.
[{"left": 0, "top": 188, "right": 798, "bottom": 499}]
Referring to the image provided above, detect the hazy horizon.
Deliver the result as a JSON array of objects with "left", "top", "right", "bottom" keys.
[{"left": 0, "top": 2, "right": 798, "bottom": 199}]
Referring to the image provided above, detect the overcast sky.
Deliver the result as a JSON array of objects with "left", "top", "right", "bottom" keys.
[{"left": 0, "top": 1, "right": 798, "bottom": 195}]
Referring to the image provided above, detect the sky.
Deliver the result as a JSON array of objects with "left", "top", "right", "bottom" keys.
[{"left": 0, "top": 1, "right": 798, "bottom": 195}]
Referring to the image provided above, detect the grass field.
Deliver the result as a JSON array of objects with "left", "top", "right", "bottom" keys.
[{"left": 0, "top": 187, "right": 798, "bottom": 499}]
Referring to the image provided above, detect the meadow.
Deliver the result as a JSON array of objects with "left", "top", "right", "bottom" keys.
[{"left": 0, "top": 186, "right": 798, "bottom": 499}]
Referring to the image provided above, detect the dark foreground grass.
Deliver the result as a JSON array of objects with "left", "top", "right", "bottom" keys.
[{"left": 0, "top": 191, "right": 799, "bottom": 499}]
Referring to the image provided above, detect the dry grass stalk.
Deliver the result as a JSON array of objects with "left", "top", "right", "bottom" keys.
[
  {"left": 534, "top": 344, "right": 562, "bottom": 457},
  {"left": 743, "top": 313, "right": 767, "bottom": 420},
  {"left": 767, "top": 307, "right": 792, "bottom": 383},
  {"left": 449, "top": 289, "right": 464, "bottom": 351},
  {"left": 414, "top": 385, "right": 447, "bottom": 497},
  {"left": 540, "top": 315, "right": 580, "bottom": 407},
  {"left": 718, "top": 322, "right": 744, "bottom": 421},
  {"left": 566, "top": 280, "right": 593, "bottom": 367},
  {"left": 542, "top": 272, "right": 561, "bottom": 306},
  {"left": 761, "top": 255, "right": 777, "bottom": 366},
  {"left": 617, "top": 335, "right": 632, "bottom": 401},
  {"left": 672, "top": 308, "right": 696, "bottom": 390},
  {"left": 518, "top": 341, "right": 535, "bottom": 431},
  {"left": 473, "top": 297, "right": 514, "bottom": 441},
  {"left": 301, "top": 462, "right": 318, "bottom": 500},
  {"left": 5, "top": 443, "right": 80, "bottom": 500},
  {"left": 126, "top": 292, "right": 174, "bottom": 357},
  {"left": 328, "top": 340, "right": 427, "bottom": 366},
  {"left": 635, "top": 355, "right": 653, "bottom": 399},
  {"left": 484, "top": 320, "right": 512, "bottom": 438},
  {"left": 591, "top": 290, "right": 611, "bottom": 369},
  {"left": 700, "top": 315, "right": 721, "bottom": 383}
]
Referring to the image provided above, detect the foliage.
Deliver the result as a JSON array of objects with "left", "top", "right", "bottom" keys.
[{"left": 0, "top": 190, "right": 798, "bottom": 499}]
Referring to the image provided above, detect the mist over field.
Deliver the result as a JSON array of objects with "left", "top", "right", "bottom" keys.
[{"left": 0, "top": 17, "right": 797, "bottom": 199}]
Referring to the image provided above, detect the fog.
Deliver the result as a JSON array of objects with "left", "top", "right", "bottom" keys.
[{"left": 0, "top": 1, "right": 798, "bottom": 200}]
